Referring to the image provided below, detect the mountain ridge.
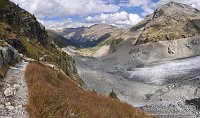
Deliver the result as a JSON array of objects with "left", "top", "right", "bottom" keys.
[{"left": 134, "top": 1, "right": 200, "bottom": 44}]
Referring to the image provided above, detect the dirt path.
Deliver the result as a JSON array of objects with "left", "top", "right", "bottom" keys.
[{"left": 0, "top": 60, "right": 29, "bottom": 118}]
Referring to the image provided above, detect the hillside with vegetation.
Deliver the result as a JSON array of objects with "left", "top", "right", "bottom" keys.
[
  {"left": 47, "top": 29, "right": 76, "bottom": 48},
  {"left": 0, "top": 0, "right": 152, "bottom": 118},
  {"left": 0, "top": 0, "right": 81, "bottom": 84}
]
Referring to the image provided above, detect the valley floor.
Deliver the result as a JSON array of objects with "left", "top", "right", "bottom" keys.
[{"left": 69, "top": 52, "right": 200, "bottom": 118}]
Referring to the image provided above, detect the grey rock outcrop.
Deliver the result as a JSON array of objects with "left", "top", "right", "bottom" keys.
[{"left": 0, "top": 45, "right": 20, "bottom": 68}]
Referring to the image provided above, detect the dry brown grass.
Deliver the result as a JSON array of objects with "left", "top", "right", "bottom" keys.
[
  {"left": 0, "top": 62, "right": 9, "bottom": 79},
  {"left": 25, "top": 62, "right": 153, "bottom": 118}
]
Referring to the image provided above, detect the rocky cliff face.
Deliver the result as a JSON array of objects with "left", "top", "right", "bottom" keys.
[
  {"left": 0, "top": 0, "right": 48, "bottom": 46},
  {"left": 59, "top": 24, "right": 123, "bottom": 48},
  {"left": 132, "top": 1, "right": 200, "bottom": 44}
]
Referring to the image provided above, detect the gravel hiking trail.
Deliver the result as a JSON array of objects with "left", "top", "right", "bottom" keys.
[{"left": 0, "top": 60, "right": 29, "bottom": 118}]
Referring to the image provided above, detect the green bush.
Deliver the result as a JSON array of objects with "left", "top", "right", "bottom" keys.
[
  {"left": 109, "top": 90, "right": 118, "bottom": 99},
  {"left": 91, "top": 89, "right": 97, "bottom": 94}
]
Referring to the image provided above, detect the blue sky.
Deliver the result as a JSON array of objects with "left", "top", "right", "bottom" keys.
[{"left": 10, "top": 0, "right": 200, "bottom": 30}]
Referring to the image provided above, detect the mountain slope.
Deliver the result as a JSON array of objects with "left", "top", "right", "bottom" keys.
[
  {"left": 59, "top": 24, "right": 123, "bottom": 48},
  {"left": 132, "top": 1, "right": 200, "bottom": 44},
  {"left": 47, "top": 29, "right": 75, "bottom": 48},
  {"left": 0, "top": 0, "right": 81, "bottom": 84},
  {"left": 0, "top": 0, "right": 47, "bottom": 46}
]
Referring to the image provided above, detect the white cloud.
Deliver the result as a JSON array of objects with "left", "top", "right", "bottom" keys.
[
  {"left": 39, "top": 19, "right": 94, "bottom": 30},
  {"left": 129, "top": 0, "right": 150, "bottom": 7},
  {"left": 103, "top": 0, "right": 129, "bottom": 6},
  {"left": 155, "top": 0, "right": 200, "bottom": 10},
  {"left": 129, "top": 0, "right": 200, "bottom": 16},
  {"left": 86, "top": 11, "right": 143, "bottom": 27},
  {"left": 41, "top": 11, "right": 143, "bottom": 30},
  {"left": 129, "top": 0, "right": 155, "bottom": 16},
  {"left": 10, "top": 0, "right": 120, "bottom": 18},
  {"left": 129, "top": 14, "right": 143, "bottom": 24},
  {"left": 64, "top": 22, "right": 94, "bottom": 29},
  {"left": 39, "top": 19, "right": 72, "bottom": 30}
]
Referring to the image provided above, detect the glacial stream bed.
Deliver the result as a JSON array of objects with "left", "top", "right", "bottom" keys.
[{"left": 64, "top": 46, "right": 200, "bottom": 118}]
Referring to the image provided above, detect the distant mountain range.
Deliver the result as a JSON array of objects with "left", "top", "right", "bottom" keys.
[{"left": 58, "top": 24, "right": 123, "bottom": 48}]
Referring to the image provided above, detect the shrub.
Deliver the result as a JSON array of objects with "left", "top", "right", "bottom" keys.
[
  {"left": 91, "top": 89, "right": 97, "bottom": 94},
  {"left": 109, "top": 90, "right": 118, "bottom": 99}
]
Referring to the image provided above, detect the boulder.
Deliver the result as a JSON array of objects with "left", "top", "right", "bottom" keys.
[
  {"left": 4, "top": 87, "right": 14, "bottom": 97},
  {"left": 6, "top": 105, "right": 15, "bottom": 110},
  {"left": 0, "top": 45, "right": 20, "bottom": 68},
  {"left": 0, "top": 104, "right": 4, "bottom": 109}
]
